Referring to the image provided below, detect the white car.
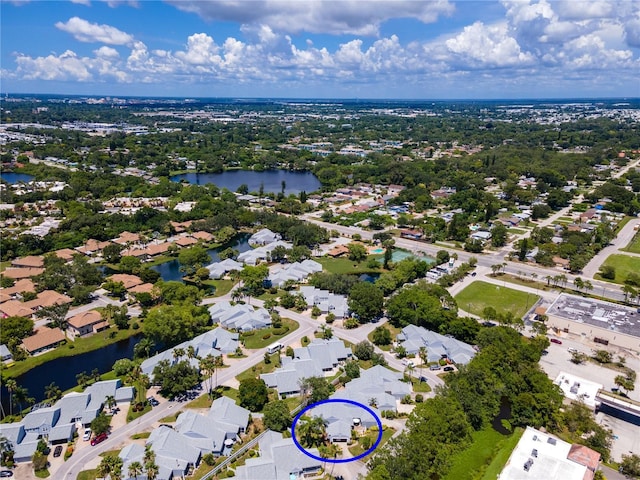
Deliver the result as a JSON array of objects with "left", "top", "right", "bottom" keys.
[
  {"left": 83, "top": 428, "right": 92, "bottom": 441},
  {"left": 567, "top": 347, "right": 578, "bottom": 354}
]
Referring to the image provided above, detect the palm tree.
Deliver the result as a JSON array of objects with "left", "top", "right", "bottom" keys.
[
  {"left": 172, "top": 347, "right": 185, "bottom": 363},
  {"left": 145, "top": 462, "right": 159, "bottom": 480},
  {"left": 419, "top": 346, "right": 428, "bottom": 380},
  {"left": 105, "top": 395, "right": 117, "bottom": 412},
  {"left": 186, "top": 345, "right": 198, "bottom": 361},
  {"left": 622, "top": 285, "right": 637, "bottom": 304},
  {"left": 583, "top": 280, "right": 593, "bottom": 294},
  {"left": 199, "top": 354, "right": 217, "bottom": 396},
  {"left": 133, "top": 337, "right": 155, "bottom": 359},
  {"left": 545, "top": 275, "right": 552, "bottom": 287},
  {"left": 128, "top": 460, "right": 143, "bottom": 480},
  {"left": 297, "top": 415, "right": 327, "bottom": 448},
  {"left": 5, "top": 379, "right": 16, "bottom": 417},
  {"left": 44, "top": 382, "right": 62, "bottom": 402},
  {"left": 98, "top": 455, "right": 123, "bottom": 479},
  {"left": 0, "top": 436, "right": 14, "bottom": 465}
]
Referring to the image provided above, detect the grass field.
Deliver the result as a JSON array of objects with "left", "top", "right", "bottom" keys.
[
  {"left": 595, "top": 254, "right": 640, "bottom": 285},
  {"left": 239, "top": 317, "right": 299, "bottom": 349},
  {"left": 443, "top": 427, "right": 523, "bottom": 480},
  {"left": 623, "top": 232, "right": 640, "bottom": 254},
  {"left": 316, "top": 256, "right": 384, "bottom": 274},
  {"left": 236, "top": 353, "right": 281, "bottom": 382},
  {"left": 455, "top": 281, "right": 539, "bottom": 318},
  {"left": 347, "top": 427, "right": 396, "bottom": 458}
]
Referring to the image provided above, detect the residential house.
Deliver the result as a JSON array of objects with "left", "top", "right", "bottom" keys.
[
  {"left": 75, "top": 239, "right": 112, "bottom": 256},
  {"left": 248, "top": 228, "right": 282, "bottom": 246},
  {"left": 400, "top": 229, "right": 423, "bottom": 240},
  {"left": 21, "top": 327, "right": 66, "bottom": 355},
  {"left": 234, "top": 430, "right": 322, "bottom": 480},
  {"left": 298, "top": 286, "right": 349, "bottom": 318},
  {"left": 54, "top": 248, "right": 77, "bottom": 262},
  {"left": 1, "top": 278, "right": 36, "bottom": 297},
  {"left": 206, "top": 258, "right": 243, "bottom": 279},
  {"left": 67, "top": 310, "right": 109, "bottom": 338},
  {"left": 108, "top": 274, "right": 144, "bottom": 289},
  {"left": 1, "top": 267, "right": 45, "bottom": 279},
  {"left": 268, "top": 259, "right": 322, "bottom": 288},
  {"left": 208, "top": 301, "right": 272, "bottom": 332},
  {"left": 0, "top": 344, "right": 13, "bottom": 362},
  {"left": 113, "top": 231, "right": 141, "bottom": 245},
  {"left": 0, "top": 300, "right": 34, "bottom": 318},
  {"left": 261, "top": 338, "right": 352, "bottom": 397},
  {"left": 237, "top": 240, "right": 293, "bottom": 265},
  {"left": 10, "top": 255, "right": 44, "bottom": 269},
  {"left": 470, "top": 230, "right": 492, "bottom": 243},
  {"left": 23, "top": 290, "right": 72, "bottom": 311},
  {"left": 396, "top": 324, "right": 476, "bottom": 365}
]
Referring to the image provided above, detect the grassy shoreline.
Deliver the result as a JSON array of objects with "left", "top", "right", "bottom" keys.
[{"left": 1, "top": 327, "right": 141, "bottom": 380}]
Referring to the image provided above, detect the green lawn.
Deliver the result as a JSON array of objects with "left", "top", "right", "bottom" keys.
[
  {"left": 367, "top": 324, "right": 402, "bottom": 351},
  {"left": 205, "top": 279, "right": 235, "bottom": 297},
  {"left": 443, "top": 427, "right": 523, "bottom": 480},
  {"left": 77, "top": 470, "right": 98, "bottom": 480},
  {"left": 2, "top": 327, "right": 140, "bottom": 379},
  {"left": 348, "top": 427, "right": 395, "bottom": 457},
  {"left": 595, "top": 254, "right": 640, "bottom": 285},
  {"left": 236, "top": 353, "right": 281, "bottom": 382},
  {"left": 126, "top": 403, "right": 151, "bottom": 422},
  {"left": 316, "top": 256, "right": 384, "bottom": 274},
  {"left": 623, "top": 232, "right": 640, "bottom": 254},
  {"left": 455, "top": 281, "right": 539, "bottom": 318},
  {"left": 239, "top": 318, "right": 299, "bottom": 349},
  {"left": 410, "top": 379, "right": 431, "bottom": 393},
  {"left": 507, "top": 228, "right": 526, "bottom": 235}
]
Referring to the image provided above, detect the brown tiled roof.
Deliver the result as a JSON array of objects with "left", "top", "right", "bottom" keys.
[
  {"left": 76, "top": 239, "right": 112, "bottom": 254},
  {"left": 327, "top": 245, "right": 349, "bottom": 257},
  {"left": 176, "top": 236, "right": 198, "bottom": 247},
  {"left": 113, "top": 231, "right": 141, "bottom": 245},
  {"left": 144, "top": 243, "right": 171, "bottom": 256},
  {"left": 109, "top": 274, "right": 144, "bottom": 289},
  {"left": 534, "top": 306, "right": 547, "bottom": 316},
  {"left": 129, "top": 283, "right": 154, "bottom": 294},
  {"left": 23, "top": 290, "right": 72, "bottom": 310},
  {"left": 192, "top": 231, "right": 214, "bottom": 241},
  {"left": 11, "top": 255, "right": 45, "bottom": 268},
  {"left": 22, "top": 327, "right": 66, "bottom": 353},
  {"left": 568, "top": 444, "right": 600, "bottom": 471},
  {"left": 0, "top": 300, "right": 33, "bottom": 318},
  {"left": 2, "top": 267, "right": 45, "bottom": 279},
  {"left": 67, "top": 310, "right": 103, "bottom": 329},
  {"left": 54, "top": 248, "right": 77, "bottom": 261},
  {"left": 1, "top": 278, "right": 36, "bottom": 295}
]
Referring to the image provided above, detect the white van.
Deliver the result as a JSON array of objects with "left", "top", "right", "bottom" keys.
[{"left": 266, "top": 342, "right": 284, "bottom": 355}]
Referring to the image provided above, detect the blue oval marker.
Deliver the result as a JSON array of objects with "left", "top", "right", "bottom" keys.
[{"left": 291, "top": 398, "right": 383, "bottom": 463}]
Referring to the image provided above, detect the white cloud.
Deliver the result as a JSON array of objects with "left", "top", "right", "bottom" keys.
[
  {"left": 70, "top": 0, "right": 92, "bottom": 6},
  {"left": 94, "top": 46, "right": 120, "bottom": 59},
  {"left": 15, "top": 50, "right": 93, "bottom": 81},
  {"left": 446, "top": 21, "right": 534, "bottom": 67},
  {"left": 165, "top": 0, "right": 454, "bottom": 35},
  {"left": 55, "top": 17, "right": 135, "bottom": 45}
]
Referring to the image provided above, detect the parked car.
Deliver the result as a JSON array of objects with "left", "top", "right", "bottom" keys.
[
  {"left": 419, "top": 376, "right": 428, "bottom": 383},
  {"left": 83, "top": 428, "right": 92, "bottom": 441},
  {"left": 443, "top": 366, "right": 455, "bottom": 372},
  {"left": 91, "top": 432, "right": 108, "bottom": 446},
  {"left": 53, "top": 445, "right": 63, "bottom": 458},
  {"left": 429, "top": 364, "right": 441, "bottom": 371},
  {"left": 147, "top": 397, "right": 159, "bottom": 407},
  {"left": 541, "top": 350, "right": 549, "bottom": 356},
  {"left": 567, "top": 347, "right": 578, "bottom": 354},
  {"left": 550, "top": 338, "right": 562, "bottom": 344},
  {"left": 0, "top": 471, "right": 13, "bottom": 478}
]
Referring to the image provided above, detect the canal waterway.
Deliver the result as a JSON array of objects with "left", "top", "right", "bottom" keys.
[
  {"left": 1, "top": 334, "right": 142, "bottom": 418},
  {"left": 170, "top": 170, "right": 321, "bottom": 195},
  {"left": 152, "top": 233, "right": 252, "bottom": 282}
]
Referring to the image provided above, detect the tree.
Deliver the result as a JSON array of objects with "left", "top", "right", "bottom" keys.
[
  {"left": 599, "top": 265, "right": 616, "bottom": 280},
  {"left": 152, "top": 360, "right": 200, "bottom": 399},
  {"left": 263, "top": 400, "right": 292, "bottom": 432},
  {"left": 119, "top": 255, "right": 142, "bottom": 274},
  {"left": 344, "top": 360, "right": 361, "bottom": 379},
  {"left": 44, "top": 382, "right": 62, "bottom": 402},
  {"left": 178, "top": 246, "right": 211, "bottom": 276},
  {"left": 348, "top": 243, "right": 368, "bottom": 262},
  {"left": 103, "top": 280, "right": 127, "bottom": 299},
  {"left": 620, "top": 453, "right": 640, "bottom": 477},
  {"left": 0, "top": 315, "right": 34, "bottom": 346},
  {"left": 98, "top": 455, "right": 124, "bottom": 480},
  {"left": 299, "top": 376, "right": 334, "bottom": 405},
  {"left": 35, "top": 303, "right": 70, "bottom": 330},
  {"left": 143, "top": 304, "right": 209, "bottom": 347},
  {"left": 133, "top": 337, "right": 155, "bottom": 359},
  {"left": 128, "top": 461, "right": 144, "bottom": 480},
  {"left": 354, "top": 341, "right": 375, "bottom": 361},
  {"left": 490, "top": 223, "right": 508, "bottom": 247},
  {"left": 91, "top": 412, "right": 112, "bottom": 435},
  {"left": 297, "top": 415, "right": 328, "bottom": 448},
  {"left": 31, "top": 450, "right": 48, "bottom": 472},
  {"left": 239, "top": 378, "right": 269, "bottom": 412},
  {"left": 239, "top": 264, "right": 269, "bottom": 296},
  {"left": 348, "top": 282, "right": 384, "bottom": 323},
  {"left": 372, "top": 326, "right": 392, "bottom": 346},
  {"left": 103, "top": 243, "right": 124, "bottom": 264},
  {"left": 5, "top": 379, "right": 16, "bottom": 417}
]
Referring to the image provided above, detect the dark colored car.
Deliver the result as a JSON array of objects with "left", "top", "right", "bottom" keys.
[
  {"left": 147, "top": 397, "right": 159, "bottom": 407},
  {"left": 0, "top": 471, "right": 13, "bottom": 477},
  {"left": 91, "top": 432, "right": 108, "bottom": 446},
  {"left": 550, "top": 338, "right": 562, "bottom": 344},
  {"left": 443, "top": 366, "right": 455, "bottom": 372},
  {"left": 419, "top": 376, "right": 428, "bottom": 383},
  {"left": 541, "top": 350, "right": 549, "bottom": 356},
  {"left": 53, "top": 445, "right": 63, "bottom": 457}
]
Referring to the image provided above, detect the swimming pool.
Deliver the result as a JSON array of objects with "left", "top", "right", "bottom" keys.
[{"left": 370, "top": 247, "right": 384, "bottom": 254}]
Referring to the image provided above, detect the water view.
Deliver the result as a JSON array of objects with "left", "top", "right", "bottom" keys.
[
  {"left": 170, "top": 169, "right": 321, "bottom": 195},
  {"left": 152, "top": 233, "right": 252, "bottom": 282},
  {"left": 1, "top": 172, "right": 35, "bottom": 184},
  {"left": 0, "top": 334, "right": 143, "bottom": 418}
]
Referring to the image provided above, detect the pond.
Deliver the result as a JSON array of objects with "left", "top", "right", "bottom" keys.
[
  {"left": 152, "top": 233, "right": 252, "bottom": 282},
  {"left": 170, "top": 170, "right": 321, "bottom": 195},
  {"left": 1, "top": 172, "right": 35, "bottom": 184},
  {"left": 359, "top": 273, "right": 381, "bottom": 283},
  {"left": 1, "top": 334, "right": 143, "bottom": 418},
  {"left": 376, "top": 249, "right": 436, "bottom": 265}
]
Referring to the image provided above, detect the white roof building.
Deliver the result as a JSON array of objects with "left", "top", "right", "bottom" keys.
[
  {"left": 396, "top": 324, "right": 476, "bottom": 365},
  {"left": 208, "top": 301, "right": 272, "bottom": 332},
  {"left": 268, "top": 259, "right": 322, "bottom": 287},
  {"left": 298, "top": 286, "right": 349, "bottom": 318},
  {"left": 498, "top": 426, "right": 600, "bottom": 480},
  {"left": 248, "top": 228, "right": 282, "bottom": 246},
  {"left": 554, "top": 372, "right": 602, "bottom": 408}
]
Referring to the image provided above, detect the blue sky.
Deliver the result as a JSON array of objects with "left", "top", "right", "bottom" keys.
[{"left": 2, "top": 0, "right": 639, "bottom": 99}]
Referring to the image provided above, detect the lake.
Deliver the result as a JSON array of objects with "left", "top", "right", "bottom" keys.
[
  {"left": 0, "top": 334, "right": 142, "bottom": 418},
  {"left": 170, "top": 170, "right": 321, "bottom": 195},
  {"left": 152, "top": 233, "right": 252, "bottom": 282},
  {"left": 1, "top": 172, "right": 35, "bottom": 184}
]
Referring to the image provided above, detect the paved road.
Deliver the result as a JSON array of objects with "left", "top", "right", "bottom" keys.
[{"left": 582, "top": 217, "right": 640, "bottom": 278}]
